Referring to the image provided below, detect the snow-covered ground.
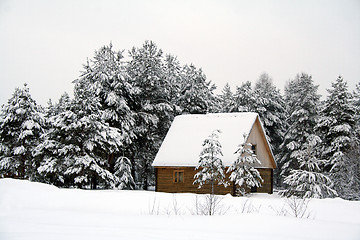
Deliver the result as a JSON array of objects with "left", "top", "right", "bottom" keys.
[{"left": 0, "top": 179, "right": 359, "bottom": 240}]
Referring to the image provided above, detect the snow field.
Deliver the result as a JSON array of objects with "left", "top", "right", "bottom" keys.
[{"left": 1, "top": 178, "right": 360, "bottom": 240}]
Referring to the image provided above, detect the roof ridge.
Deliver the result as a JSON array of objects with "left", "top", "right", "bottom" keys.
[{"left": 177, "top": 112, "right": 258, "bottom": 119}]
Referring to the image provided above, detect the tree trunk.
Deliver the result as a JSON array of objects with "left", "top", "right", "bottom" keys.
[
  {"left": 91, "top": 176, "right": 97, "bottom": 189},
  {"left": 211, "top": 179, "right": 214, "bottom": 195},
  {"left": 19, "top": 155, "right": 26, "bottom": 179},
  {"left": 143, "top": 164, "right": 148, "bottom": 190},
  {"left": 108, "top": 153, "right": 115, "bottom": 173}
]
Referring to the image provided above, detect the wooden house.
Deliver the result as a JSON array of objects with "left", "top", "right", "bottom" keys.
[{"left": 152, "top": 112, "right": 276, "bottom": 195}]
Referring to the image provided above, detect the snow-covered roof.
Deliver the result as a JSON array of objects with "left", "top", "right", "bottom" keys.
[{"left": 153, "top": 112, "right": 267, "bottom": 167}]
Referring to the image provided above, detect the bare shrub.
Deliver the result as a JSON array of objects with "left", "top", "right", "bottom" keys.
[
  {"left": 148, "top": 195, "right": 160, "bottom": 215},
  {"left": 192, "top": 194, "right": 229, "bottom": 216},
  {"left": 285, "top": 197, "right": 312, "bottom": 218},
  {"left": 238, "top": 198, "right": 261, "bottom": 213},
  {"left": 270, "top": 196, "right": 312, "bottom": 218}
]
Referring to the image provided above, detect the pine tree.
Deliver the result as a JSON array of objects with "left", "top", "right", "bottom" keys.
[
  {"left": 278, "top": 73, "right": 320, "bottom": 184},
  {"left": 114, "top": 156, "right": 135, "bottom": 190},
  {"left": 316, "top": 76, "right": 357, "bottom": 199},
  {"left": 281, "top": 135, "right": 337, "bottom": 198},
  {"left": 227, "top": 135, "right": 263, "bottom": 196},
  {"left": 0, "top": 84, "right": 44, "bottom": 180},
  {"left": 193, "top": 130, "right": 228, "bottom": 194}
]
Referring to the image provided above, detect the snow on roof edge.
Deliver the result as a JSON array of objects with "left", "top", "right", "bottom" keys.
[{"left": 152, "top": 112, "right": 261, "bottom": 167}]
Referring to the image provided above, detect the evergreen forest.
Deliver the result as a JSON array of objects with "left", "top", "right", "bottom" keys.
[{"left": 1, "top": 41, "right": 359, "bottom": 200}]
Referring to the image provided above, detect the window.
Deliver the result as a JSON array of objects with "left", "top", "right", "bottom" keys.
[
  {"left": 173, "top": 170, "right": 184, "bottom": 183},
  {"left": 251, "top": 144, "right": 257, "bottom": 155}
]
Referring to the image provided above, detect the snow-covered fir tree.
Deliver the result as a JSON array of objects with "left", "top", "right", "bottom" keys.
[
  {"left": 217, "top": 74, "right": 286, "bottom": 163},
  {"left": 46, "top": 92, "right": 72, "bottom": 117},
  {"left": 234, "top": 81, "right": 256, "bottom": 112},
  {"left": 127, "top": 41, "right": 177, "bottom": 189},
  {"left": 227, "top": 135, "right": 263, "bottom": 196},
  {"left": 217, "top": 83, "right": 237, "bottom": 113},
  {"left": 80, "top": 43, "right": 136, "bottom": 135},
  {"left": 353, "top": 82, "right": 360, "bottom": 139},
  {"left": 33, "top": 93, "right": 73, "bottom": 186},
  {"left": 193, "top": 130, "right": 228, "bottom": 194},
  {"left": 0, "top": 84, "right": 44, "bottom": 180},
  {"left": 252, "top": 73, "right": 287, "bottom": 155},
  {"left": 177, "top": 64, "right": 217, "bottom": 114},
  {"left": 78, "top": 43, "right": 137, "bottom": 172},
  {"left": 317, "top": 76, "right": 356, "bottom": 161},
  {"left": 69, "top": 79, "right": 127, "bottom": 189},
  {"left": 278, "top": 73, "right": 321, "bottom": 185},
  {"left": 162, "top": 54, "right": 183, "bottom": 107},
  {"left": 316, "top": 76, "right": 358, "bottom": 199},
  {"left": 114, "top": 156, "right": 135, "bottom": 190},
  {"left": 35, "top": 79, "right": 125, "bottom": 189},
  {"left": 281, "top": 135, "right": 337, "bottom": 198}
]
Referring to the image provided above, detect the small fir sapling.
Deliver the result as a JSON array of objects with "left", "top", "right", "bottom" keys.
[
  {"left": 193, "top": 129, "right": 228, "bottom": 194},
  {"left": 114, "top": 156, "right": 135, "bottom": 190},
  {"left": 227, "top": 134, "right": 263, "bottom": 196}
]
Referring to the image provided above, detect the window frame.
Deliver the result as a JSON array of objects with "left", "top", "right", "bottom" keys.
[
  {"left": 173, "top": 170, "right": 184, "bottom": 183},
  {"left": 251, "top": 144, "right": 257, "bottom": 155}
]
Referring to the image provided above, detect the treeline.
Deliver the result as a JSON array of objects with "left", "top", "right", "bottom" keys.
[{"left": 0, "top": 41, "right": 359, "bottom": 200}]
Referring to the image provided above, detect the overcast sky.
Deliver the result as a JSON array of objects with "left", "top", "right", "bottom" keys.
[{"left": 0, "top": 0, "right": 359, "bottom": 106}]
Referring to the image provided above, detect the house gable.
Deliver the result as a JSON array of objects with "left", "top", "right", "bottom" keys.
[{"left": 246, "top": 117, "right": 277, "bottom": 169}]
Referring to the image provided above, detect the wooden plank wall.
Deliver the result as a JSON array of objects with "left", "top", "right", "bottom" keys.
[
  {"left": 156, "top": 167, "right": 273, "bottom": 195},
  {"left": 256, "top": 168, "right": 273, "bottom": 194}
]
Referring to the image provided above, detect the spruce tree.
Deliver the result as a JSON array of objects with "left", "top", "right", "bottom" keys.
[
  {"left": 227, "top": 135, "right": 263, "bottom": 196},
  {"left": 114, "top": 156, "right": 135, "bottom": 190},
  {"left": 34, "top": 93, "right": 73, "bottom": 186},
  {"left": 0, "top": 84, "right": 44, "bottom": 180},
  {"left": 252, "top": 73, "right": 287, "bottom": 155},
  {"left": 278, "top": 73, "right": 320, "bottom": 185},
  {"left": 217, "top": 83, "right": 237, "bottom": 113},
  {"left": 127, "top": 41, "right": 177, "bottom": 189},
  {"left": 281, "top": 135, "right": 337, "bottom": 198},
  {"left": 316, "top": 76, "right": 357, "bottom": 199},
  {"left": 234, "top": 81, "right": 255, "bottom": 112},
  {"left": 177, "top": 64, "right": 217, "bottom": 114},
  {"left": 35, "top": 79, "right": 124, "bottom": 189},
  {"left": 193, "top": 130, "right": 228, "bottom": 194},
  {"left": 78, "top": 44, "right": 137, "bottom": 173}
]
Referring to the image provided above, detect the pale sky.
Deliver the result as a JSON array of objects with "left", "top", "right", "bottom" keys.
[{"left": 0, "top": 0, "right": 359, "bottom": 106}]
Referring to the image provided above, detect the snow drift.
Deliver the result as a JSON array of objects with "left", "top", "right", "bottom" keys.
[{"left": 0, "top": 178, "right": 359, "bottom": 240}]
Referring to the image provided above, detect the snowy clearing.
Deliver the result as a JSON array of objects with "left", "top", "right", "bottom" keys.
[{"left": 0, "top": 179, "right": 359, "bottom": 240}]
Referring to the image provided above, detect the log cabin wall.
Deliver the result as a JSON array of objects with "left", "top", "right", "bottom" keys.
[
  {"left": 255, "top": 168, "right": 273, "bottom": 194},
  {"left": 155, "top": 167, "right": 273, "bottom": 195}
]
